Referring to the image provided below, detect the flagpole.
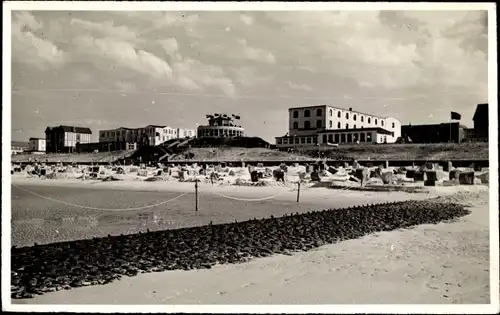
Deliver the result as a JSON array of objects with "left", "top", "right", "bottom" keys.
[{"left": 449, "top": 115, "right": 452, "bottom": 143}]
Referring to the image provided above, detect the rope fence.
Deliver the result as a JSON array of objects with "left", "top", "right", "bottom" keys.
[
  {"left": 12, "top": 179, "right": 356, "bottom": 212},
  {"left": 10, "top": 179, "right": 359, "bottom": 235}
]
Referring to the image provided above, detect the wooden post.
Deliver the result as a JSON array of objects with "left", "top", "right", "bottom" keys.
[
  {"left": 297, "top": 181, "right": 301, "bottom": 203},
  {"left": 195, "top": 179, "right": 199, "bottom": 212}
]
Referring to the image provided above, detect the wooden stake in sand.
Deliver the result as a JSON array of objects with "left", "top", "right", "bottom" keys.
[
  {"left": 297, "top": 181, "right": 301, "bottom": 203},
  {"left": 195, "top": 179, "right": 199, "bottom": 212}
]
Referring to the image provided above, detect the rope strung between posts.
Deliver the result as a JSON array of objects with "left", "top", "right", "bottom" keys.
[
  {"left": 204, "top": 188, "right": 289, "bottom": 202},
  {"left": 11, "top": 184, "right": 188, "bottom": 211}
]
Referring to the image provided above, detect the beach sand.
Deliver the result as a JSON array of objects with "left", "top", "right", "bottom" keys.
[{"left": 11, "top": 173, "right": 490, "bottom": 304}]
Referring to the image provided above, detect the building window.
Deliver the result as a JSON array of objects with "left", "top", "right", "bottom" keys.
[
  {"left": 375, "top": 119, "right": 378, "bottom": 125},
  {"left": 304, "top": 110, "right": 311, "bottom": 117},
  {"left": 293, "top": 110, "right": 299, "bottom": 118},
  {"left": 346, "top": 112, "right": 349, "bottom": 119},
  {"left": 316, "top": 120, "right": 322, "bottom": 128},
  {"left": 392, "top": 122, "right": 395, "bottom": 128},
  {"left": 277, "top": 138, "right": 282, "bottom": 145},
  {"left": 354, "top": 125, "right": 356, "bottom": 129},
  {"left": 316, "top": 108, "right": 322, "bottom": 116},
  {"left": 329, "top": 120, "right": 333, "bottom": 128},
  {"left": 337, "top": 111, "right": 341, "bottom": 118},
  {"left": 329, "top": 109, "right": 333, "bottom": 117},
  {"left": 347, "top": 134, "right": 352, "bottom": 142},
  {"left": 337, "top": 122, "right": 341, "bottom": 128},
  {"left": 295, "top": 137, "right": 300, "bottom": 144},
  {"left": 361, "top": 116, "right": 364, "bottom": 122},
  {"left": 367, "top": 133, "right": 372, "bottom": 142},
  {"left": 360, "top": 133, "right": 366, "bottom": 142},
  {"left": 328, "top": 134, "right": 333, "bottom": 143},
  {"left": 341, "top": 134, "right": 346, "bottom": 143},
  {"left": 293, "top": 121, "right": 299, "bottom": 129},
  {"left": 313, "top": 137, "right": 318, "bottom": 144},
  {"left": 283, "top": 138, "right": 288, "bottom": 145},
  {"left": 346, "top": 123, "right": 349, "bottom": 129},
  {"left": 368, "top": 117, "right": 371, "bottom": 124},
  {"left": 307, "top": 137, "right": 312, "bottom": 144},
  {"left": 304, "top": 121, "right": 311, "bottom": 129},
  {"left": 354, "top": 114, "right": 357, "bottom": 121},
  {"left": 323, "top": 135, "right": 327, "bottom": 143},
  {"left": 334, "top": 134, "right": 340, "bottom": 143},
  {"left": 381, "top": 120, "right": 384, "bottom": 126},
  {"left": 300, "top": 137, "right": 306, "bottom": 144}
]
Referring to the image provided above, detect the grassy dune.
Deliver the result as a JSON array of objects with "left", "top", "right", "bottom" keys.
[{"left": 10, "top": 143, "right": 489, "bottom": 164}]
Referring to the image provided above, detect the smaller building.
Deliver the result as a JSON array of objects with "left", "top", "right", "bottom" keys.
[
  {"left": 28, "top": 137, "right": 46, "bottom": 153},
  {"left": 45, "top": 125, "right": 92, "bottom": 153},
  {"left": 11, "top": 141, "right": 30, "bottom": 155},
  {"left": 197, "top": 113, "right": 245, "bottom": 138},
  {"left": 472, "top": 103, "right": 488, "bottom": 142},
  {"left": 401, "top": 122, "right": 466, "bottom": 143}
]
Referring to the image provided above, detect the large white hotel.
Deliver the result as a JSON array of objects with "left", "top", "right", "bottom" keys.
[{"left": 275, "top": 105, "right": 401, "bottom": 148}]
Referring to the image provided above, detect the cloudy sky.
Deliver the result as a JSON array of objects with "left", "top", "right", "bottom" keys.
[{"left": 11, "top": 9, "right": 488, "bottom": 143}]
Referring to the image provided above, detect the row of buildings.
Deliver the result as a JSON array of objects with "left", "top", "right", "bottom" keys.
[
  {"left": 275, "top": 103, "right": 489, "bottom": 148},
  {"left": 12, "top": 103, "right": 488, "bottom": 155},
  {"left": 14, "top": 114, "right": 246, "bottom": 154}
]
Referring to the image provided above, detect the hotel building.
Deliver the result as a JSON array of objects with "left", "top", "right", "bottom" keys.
[
  {"left": 99, "top": 125, "right": 197, "bottom": 147},
  {"left": 45, "top": 125, "right": 92, "bottom": 153},
  {"left": 197, "top": 114, "right": 245, "bottom": 138},
  {"left": 275, "top": 105, "right": 401, "bottom": 148}
]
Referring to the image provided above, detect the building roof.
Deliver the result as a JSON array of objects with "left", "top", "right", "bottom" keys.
[
  {"left": 46, "top": 125, "right": 92, "bottom": 134},
  {"left": 145, "top": 124, "right": 167, "bottom": 128},
  {"left": 472, "top": 103, "right": 488, "bottom": 121},
  {"left": 29, "top": 137, "right": 46, "bottom": 141},
  {"left": 318, "top": 127, "right": 394, "bottom": 135},
  {"left": 288, "top": 104, "right": 392, "bottom": 120}
]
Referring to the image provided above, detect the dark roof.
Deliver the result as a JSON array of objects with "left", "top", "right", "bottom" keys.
[
  {"left": 317, "top": 127, "right": 393, "bottom": 135},
  {"left": 45, "top": 125, "right": 92, "bottom": 134},
  {"left": 473, "top": 103, "right": 488, "bottom": 121},
  {"left": 145, "top": 125, "right": 167, "bottom": 128},
  {"left": 29, "top": 137, "right": 45, "bottom": 141}
]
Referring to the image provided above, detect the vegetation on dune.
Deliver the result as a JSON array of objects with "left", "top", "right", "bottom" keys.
[{"left": 11, "top": 142, "right": 488, "bottom": 164}]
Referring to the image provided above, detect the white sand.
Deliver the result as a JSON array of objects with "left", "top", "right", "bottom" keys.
[
  {"left": 11, "top": 166, "right": 491, "bottom": 305},
  {"left": 14, "top": 185, "right": 489, "bottom": 304}
]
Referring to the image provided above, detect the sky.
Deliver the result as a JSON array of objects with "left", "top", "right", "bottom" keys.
[{"left": 10, "top": 9, "right": 489, "bottom": 143}]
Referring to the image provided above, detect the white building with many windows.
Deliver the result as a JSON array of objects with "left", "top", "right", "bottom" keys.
[
  {"left": 275, "top": 105, "right": 401, "bottom": 148},
  {"left": 99, "top": 125, "right": 196, "bottom": 147}
]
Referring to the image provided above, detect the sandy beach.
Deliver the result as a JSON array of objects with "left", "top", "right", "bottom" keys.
[
  {"left": 13, "top": 185, "right": 489, "bottom": 304},
  {"left": 10, "top": 166, "right": 491, "bottom": 304}
]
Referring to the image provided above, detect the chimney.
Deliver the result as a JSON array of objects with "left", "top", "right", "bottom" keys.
[{"left": 349, "top": 107, "right": 352, "bottom": 111}]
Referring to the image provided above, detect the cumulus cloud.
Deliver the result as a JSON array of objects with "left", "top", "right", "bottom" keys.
[
  {"left": 12, "top": 12, "right": 66, "bottom": 70},
  {"left": 69, "top": 18, "right": 138, "bottom": 41},
  {"left": 237, "top": 39, "right": 276, "bottom": 64},
  {"left": 287, "top": 81, "right": 313, "bottom": 91},
  {"left": 72, "top": 36, "right": 174, "bottom": 80},
  {"left": 240, "top": 14, "right": 254, "bottom": 25},
  {"left": 11, "top": 9, "right": 488, "bottom": 142},
  {"left": 160, "top": 37, "right": 179, "bottom": 56},
  {"left": 264, "top": 11, "right": 487, "bottom": 90}
]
